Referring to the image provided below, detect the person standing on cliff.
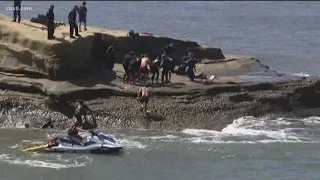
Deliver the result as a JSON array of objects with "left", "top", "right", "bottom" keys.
[
  {"left": 106, "top": 44, "right": 116, "bottom": 71},
  {"left": 46, "top": 5, "right": 55, "bottom": 40},
  {"left": 137, "top": 86, "right": 150, "bottom": 114},
  {"left": 164, "top": 43, "right": 174, "bottom": 56},
  {"left": 123, "top": 51, "right": 134, "bottom": 83},
  {"left": 12, "top": 0, "right": 21, "bottom": 23},
  {"left": 68, "top": 5, "right": 80, "bottom": 38},
  {"left": 160, "top": 54, "right": 170, "bottom": 84},
  {"left": 78, "top": 1, "right": 88, "bottom": 32},
  {"left": 140, "top": 53, "right": 151, "bottom": 83},
  {"left": 150, "top": 56, "right": 161, "bottom": 84},
  {"left": 186, "top": 53, "right": 197, "bottom": 82}
]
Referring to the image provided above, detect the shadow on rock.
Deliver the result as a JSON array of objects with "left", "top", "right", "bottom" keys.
[{"left": 68, "top": 68, "right": 117, "bottom": 87}]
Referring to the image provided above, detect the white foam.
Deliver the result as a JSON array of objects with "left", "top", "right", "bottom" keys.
[
  {"left": 117, "top": 138, "right": 147, "bottom": 149},
  {"left": 0, "top": 154, "right": 92, "bottom": 169},
  {"left": 292, "top": 72, "right": 310, "bottom": 77},
  {"left": 181, "top": 116, "right": 320, "bottom": 144}
]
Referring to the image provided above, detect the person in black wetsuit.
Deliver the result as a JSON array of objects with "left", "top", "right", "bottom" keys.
[
  {"left": 106, "top": 45, "right": 116, "bottom": 70},
  {"left": 128, "top": 56, "right": 140, "bottom": 84},
  {"left": 123, "top": 51, "right": 134, "bottom": 83},
  {"left": 68, "top": 5, "right": 80, "bottom": 38},
  {"left": 150, "top": 56, "right": 161, "bottom": 84},
  {"left": 12, "top": 0, "right": 21, "bottom": 23},
  {"left": 46, "top": 5, "right": 55, "bottom": 40},
  {"left": 160, "top": 54, "right": 170, "bottom": 84},
  {"left": 186, "top": 54, "right": 197, "bottom": 82},
  {"left": 164, "top": 43, "right": 174, "bottom": 56},
  {"left": 168, "top": 57, "right": 175, "bottom": 82},
  {"left": 41, "top": 118, "right": 54, "bottom": 129}
]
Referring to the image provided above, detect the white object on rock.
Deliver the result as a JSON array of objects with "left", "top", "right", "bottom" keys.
[{"left": 209, "top": 75, "right": 216, "bottom": 80}]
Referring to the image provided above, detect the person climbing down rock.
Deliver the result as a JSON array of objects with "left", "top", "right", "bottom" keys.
[
  {"left": 70, "top": 100, "right": 92, "bottom": 125},
  {"left": 137, "top": 86, "right": 150, "bottom": 114}
]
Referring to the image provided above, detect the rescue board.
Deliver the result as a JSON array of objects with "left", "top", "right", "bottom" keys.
[{"left": 22, "top": 144, "right": 49, "bottom": 152}]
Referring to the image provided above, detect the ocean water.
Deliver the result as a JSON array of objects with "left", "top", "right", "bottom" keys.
[{"left": 0, "top": 2, "right": 319, "bottom": 180}]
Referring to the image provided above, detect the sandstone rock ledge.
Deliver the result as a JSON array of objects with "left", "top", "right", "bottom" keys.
[{"left": 0, "top": 14, "right": 319, "bottom": 131}]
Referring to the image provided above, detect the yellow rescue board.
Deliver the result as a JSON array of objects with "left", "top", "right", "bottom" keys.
[{"left": 23, "top": 144, "right": 49, "bottom": 152}]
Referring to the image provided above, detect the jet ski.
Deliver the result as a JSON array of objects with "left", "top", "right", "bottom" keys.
[{"left": 23, "top": 131, "right": 123, "bottom": 154}]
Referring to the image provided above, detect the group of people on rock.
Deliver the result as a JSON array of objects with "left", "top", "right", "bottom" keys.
[
  {"left": 44, "top": 1, "right": 88, "bottom": 40},
  {"left": 122, "top": 43, "right": 199, "bottom": 84}
]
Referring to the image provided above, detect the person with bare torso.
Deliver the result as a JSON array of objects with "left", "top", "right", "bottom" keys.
[
  {"left": 140, "top": 54, "right": 151, "bottom": 82},
  {"left": 137, "top": 86, "right": 150, "bottom": 113}
]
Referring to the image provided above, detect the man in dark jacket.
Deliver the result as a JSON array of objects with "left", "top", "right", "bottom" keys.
[
  {"left": 68, "top": 5, "right": 80, "bottom": 38},
  {"left": 160, "top": 54, "right": 170, "bottom": 84},
  {"left": 106, "top": 45, "right": 116, "bottom": 70},
  {"left": 12, "top": 0, "right": 21, "bottom": 23},
  {"left": 150, "top": 56, "right": 161, "bottom": 84},
  {"left": 128, "top": 57, "right": 140, "bottom": 84},
  {"left": 46, "top": 5, "right": 55, "bottom": 40},
  {"left": 123, "top": 51, "right": 134, "bottom": 83}
]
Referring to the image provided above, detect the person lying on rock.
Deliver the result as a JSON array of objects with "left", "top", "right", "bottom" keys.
[
  {"left": 150, "top": 56, "right": 161, "bottom": 84},
  {"left": 137, "top": 86, "right": 150, "bottom": 114},
  {"left": 123, "top": 51, "right": 135, "bottom": 83}
]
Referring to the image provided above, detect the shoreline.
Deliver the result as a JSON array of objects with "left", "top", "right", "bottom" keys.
[{"left": 0, "top": 13, "right": 319, "bottom": 131}]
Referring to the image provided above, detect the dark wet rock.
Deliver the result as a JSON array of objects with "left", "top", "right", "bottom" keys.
[{"left": 229, "top": 93, "right": 253, "bottom": 102}]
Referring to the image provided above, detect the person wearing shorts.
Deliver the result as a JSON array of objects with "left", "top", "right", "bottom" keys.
[{"left": 137, "top": 86, "right": 150, "bottom": 113}]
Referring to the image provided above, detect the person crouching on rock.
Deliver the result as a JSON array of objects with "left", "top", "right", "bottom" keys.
[
  {"left": 137, "top": 86, "right": 150, "bottom": 114},
  {"left": 150, "top": 56, "right": 161, "bottom": 84},
  {"left": 140, "top": 53, "right": 151, "bottom": 83},
  {"left": 67, "top": 118, "right": 84, "bottom": 146}
]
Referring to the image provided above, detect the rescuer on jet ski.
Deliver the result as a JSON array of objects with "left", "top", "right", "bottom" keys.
[{"left": 67, "top": 118, "right": 84, "bottom": 145}]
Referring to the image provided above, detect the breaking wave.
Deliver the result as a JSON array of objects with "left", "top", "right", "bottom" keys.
[{"left": 181, "top": 116, "right": 320, "bottom": 144}]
